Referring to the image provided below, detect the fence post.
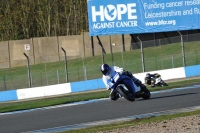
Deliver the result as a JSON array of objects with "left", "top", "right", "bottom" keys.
[
  {"left": 101, "top": 46, "right": 105, "bottom": 64},
  {"left": 23, "top": 53, "right": 32, "bottom": 88},
  {"left": 44, "top": 60, "right": 48, "bottom": 85},
  {"left": 81, "top": 55, "right": 87, "bottom": 80},
  {"left": 178, "top": 31, "right": 186, "bottom": 67},
  {"left": 137, "top": 36, "right": 145, "bottom": 72},
  {"left": 83, "top": 66, "right": 87, "bottom": 80},
  {"left": 91, "top": 36, "right": 94, "bottom": 56},
  {"left": 3, "top": 76, "right": 6, "bottom": 91},
  {"left": 121, "top": 49, "right": 124, "bottom": 68},
  {"left": 110, "top": 36, "right": 115, "bottom": 66},
  {"left": 61, "top": 47, "right": 68, "bottom": 82},
  {"left": 97, "top": 36, "right": 106, "bottom": 64},
  {"left": 122, "top": 34, "right": 125, "bottom": 52},
  {"left": 30, "top": 73, "right": 33, "bottom": 87},
  {"left": 172, "top": 55, "right": 174, "bottom": 68},
  {"left": 57, "top": 70, "right": 60, "bottom": 84}
]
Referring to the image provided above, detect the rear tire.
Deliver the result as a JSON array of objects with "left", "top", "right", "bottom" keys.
[{"left": 116, "top": 86, "right": 135, "bottom": 102}]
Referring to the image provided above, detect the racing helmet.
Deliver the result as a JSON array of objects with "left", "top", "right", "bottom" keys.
[
  {"left": 100, "top": 64, "right": 110, "bottom": 75},
  {"left": 146, "top": 73, "right": 150, "bottom": 78}
]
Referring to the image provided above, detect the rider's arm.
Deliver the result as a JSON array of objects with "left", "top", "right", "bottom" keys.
[
  {"left": 102, "top": 76, "right": 112, "bottom": 90},
  {"left": 113, "top": 66, "right": 124, "bottom": 74}
]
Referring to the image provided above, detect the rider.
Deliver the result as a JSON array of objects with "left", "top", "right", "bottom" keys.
[
  {"left": 145, "top": 73, "right": 160, "bottom": 87},
  {"left": 100, "top": 64, "right": 143, "bottom": 101}
]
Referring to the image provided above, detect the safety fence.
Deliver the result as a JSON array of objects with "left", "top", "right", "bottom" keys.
[
  {"left": 1, "top": 64, "right": 200, "bottom": 102},
  {"left": 0, "top": 33, "right": 200, "bottom": 91}
]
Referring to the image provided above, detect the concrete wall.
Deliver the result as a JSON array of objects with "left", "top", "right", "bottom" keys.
[
  {"left": 0, "top": 41, "right": 10, "bottom": 68},
  {"left": 0, "top": 31, "right": 199, "bottom": 68},
  {"left": 9, "top": 39, "right": 34, "bottom": 67},
  {"left": 0, "top": 33, "right": 133, "bottom": 68}
]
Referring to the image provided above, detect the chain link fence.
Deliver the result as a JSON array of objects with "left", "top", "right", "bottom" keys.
[{"left": 0, "top": 33, "right": 200, "bottom": 91}]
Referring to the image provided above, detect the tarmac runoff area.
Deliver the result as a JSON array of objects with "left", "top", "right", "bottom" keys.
[{"left": 2, "top": 84, "right": 200, "bottom": 133}]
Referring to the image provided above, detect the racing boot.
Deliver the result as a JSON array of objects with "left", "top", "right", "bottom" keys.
[{"left": 109, "top": 89, "right": 120, "bottom": 101}]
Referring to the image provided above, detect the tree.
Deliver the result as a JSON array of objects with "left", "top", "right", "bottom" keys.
[{"left": 0, "top": 0, "right": 89, "bottom": 41}]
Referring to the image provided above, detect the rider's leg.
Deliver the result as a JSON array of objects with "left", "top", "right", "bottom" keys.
[
  {"left": 123, "top": 71, "right": 142, "bottom": 87},
  {"left": 121, "top": 78, "right": 136, "bottom": 97},
  {"left": 109, "top": 89, "right": 120, "bottom": 101},
  {"left": 123, "top": 71, "right": 148, "bottom": 93},
  {"left": 133, "top": 78, "right": 142, "bottom": 87},
  {"left": 123, "top": 73, "right": 148, "bottom": 95},
  {"left": 140, "top": 84, "right": 148, "bottom": 92}
]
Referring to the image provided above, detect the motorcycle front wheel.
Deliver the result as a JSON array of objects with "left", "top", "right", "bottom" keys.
[
  {"left": 161, "top": 81, "right": 168, "bottom": 86},
  {"left": 141, "top": 89, "right": 151, "bottom": 99},
  {"left": 140, "top": 84, "right": 151, "bottom": 99},
  {"left": 163, "top": 83, "right": 168, "bottom": 86},
  {"left": 116, "top": 86, "right": 135, "bottom": 102}
]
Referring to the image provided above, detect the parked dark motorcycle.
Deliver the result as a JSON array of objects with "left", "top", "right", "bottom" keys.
[
  {"left": 154, "top": 75, "right": 168, "bottom": 87},
  {"left": 109, "top": 72, "right": 151, "bottom": 102},
  {"left": 145, "top": 73, "right": 168, "bottom": 87}
]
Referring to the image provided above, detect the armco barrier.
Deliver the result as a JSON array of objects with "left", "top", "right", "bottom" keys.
[
  {"left": 70, "top": 78, "right": 105, "bottom": 93},
  {"left": 0, "top": 90, "right": 18, "bottom": 102},
  {"left": 0, "top": 65, "right": 200, "bottom": 103},
  {"left": 184, "top": 64, "right": 200, "bottom": 77}
]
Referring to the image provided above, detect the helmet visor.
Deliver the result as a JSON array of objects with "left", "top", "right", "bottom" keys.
[
  {"left": 105, "top": 67, "right": 111, "bottom": 76},
  {"left": 102, "top": 69, "right": 108, "bottom": 75}
]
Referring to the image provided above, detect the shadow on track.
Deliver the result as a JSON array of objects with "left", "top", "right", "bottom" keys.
[{"left": 137, "top": 92, "right": 197, "bottom": 101}]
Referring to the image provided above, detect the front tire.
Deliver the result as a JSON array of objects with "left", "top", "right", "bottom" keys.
[
  {"left": 141, "top": 86, "right": 151, "bottom": 99},
  {"left": 116, "top": 86, "right": 135, "bottom": 102},
  {"left": 161, "top": 81, "right": 168, "bottom": 86},
  {"left": 141, "top": 89, "right": 151, "bottom": 99},
  {"left": 163, "top": 83, "right": 168, "bottom": 86}
]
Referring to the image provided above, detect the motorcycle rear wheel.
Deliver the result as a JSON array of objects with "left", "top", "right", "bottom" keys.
[{"left": 116, "top": 86, "right": 135, "bottom": 102}]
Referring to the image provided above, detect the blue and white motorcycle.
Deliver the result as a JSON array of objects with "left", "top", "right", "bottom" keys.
[{"left": 108, "top": 71, "right": 151, "bottom": 102}]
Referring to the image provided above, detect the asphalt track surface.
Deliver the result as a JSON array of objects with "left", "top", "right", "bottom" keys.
[{"left": 0, "top": 86, "right": 200, "bottom": 133}]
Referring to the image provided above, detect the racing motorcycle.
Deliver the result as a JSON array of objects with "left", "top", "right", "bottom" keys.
[{"left": 109, "top": 71, "right": 151, "bottom": 102}]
